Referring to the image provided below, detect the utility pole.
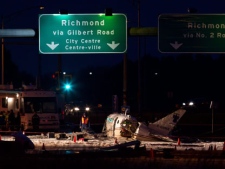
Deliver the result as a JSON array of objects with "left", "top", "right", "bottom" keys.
[
  {"left": 137, "top": 0, "right": 141, "bottom": 114},
  {"left": 1, "top": 17, "right": 4, "bottom": 85},
  {"left": 57, "top": 54, "right": 62, "bottom": 90},
  {"left": 1, "top": 6, "right": 44, "bottom": 86},
  {"left": 123, "top": 53, "right": 127, "bottom": 107},
  {"left": 37, "top": 54, "right": 41, "bottom": 89},
  {"left": 125, "top": 0, "right": 142, "bottom": 114}
]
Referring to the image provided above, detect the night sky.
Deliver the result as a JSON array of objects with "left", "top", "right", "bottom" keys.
[{"left": 1, "top": 0, "right": 225, "bottom": 77}]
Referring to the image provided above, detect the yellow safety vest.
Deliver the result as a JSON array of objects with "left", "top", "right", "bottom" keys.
[{"left": 81, "top": 117, "right": 89, "bottom": 124}]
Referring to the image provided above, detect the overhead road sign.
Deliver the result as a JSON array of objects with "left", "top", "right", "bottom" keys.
[
  {"left": 39, "top": 14, "right": 127, "bottom": 54},
  {"left": 0, "top": 29, "right": 35, "bottom": 37},
  {"left": 158, "top": 14, "right": 225, "bottom": 53},
  {"left": 128, "top": 27, "right": 158, "bottom": 36}
]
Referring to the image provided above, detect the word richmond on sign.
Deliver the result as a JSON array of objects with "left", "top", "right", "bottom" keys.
[
  {"left": 188, "top": 22, "right": 225, "bottom": 29},
  {"left": 39, "top": 14, "right": 127, "bottom": 54},
  {"left": 61, "top": 19, "right": 105, "bottom": 27}
]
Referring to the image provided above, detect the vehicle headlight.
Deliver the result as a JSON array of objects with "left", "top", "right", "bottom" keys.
[
  {"left": 189, "top": 102, "right": 194, "bottom": 106},
  {"left": 74, "top": 107, "right": 80, "bottom": 111},
  {"left": 85, "top": 107, "right": 90, "bottom": 111}
]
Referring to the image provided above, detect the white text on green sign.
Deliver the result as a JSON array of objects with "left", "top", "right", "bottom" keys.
[
  {"left": 158, "top": 14, "right": 225, "bottom": 53},
  {"left": 39, "top": 14, "right": 127, "bottom": 54}
]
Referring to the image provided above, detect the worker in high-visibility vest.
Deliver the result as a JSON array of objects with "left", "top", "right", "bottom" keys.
[{"left": 80, "top": 113, "right": 90, "bottom": 132}]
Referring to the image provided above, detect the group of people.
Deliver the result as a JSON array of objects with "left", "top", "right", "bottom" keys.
[
  {"left": 0, "top": 110, "right": 40, "bottom": 131},
  {"left": 0, "top": 110, "right": 21, "bottom": 131},
  {"left": 0, "top": 109, "right": 89, "bottom": 132}
]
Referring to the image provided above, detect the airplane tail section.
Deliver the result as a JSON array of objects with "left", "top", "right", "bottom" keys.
[
  {"left": 103, "top": 108, "right": 186, "bottom": 142},
  {"left": 148, "top": 108, "right": 186, "bottom": 136}
]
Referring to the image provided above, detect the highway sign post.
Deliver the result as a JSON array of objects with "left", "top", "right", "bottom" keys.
[
  {"left": 39, "top": 14, "right": 127, "bottom": 54},
  {"left": 158, "top": 14, "right": 225, "bottom": 53}
]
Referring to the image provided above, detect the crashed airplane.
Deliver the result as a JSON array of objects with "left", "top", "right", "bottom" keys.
[{"left": 102, "top": 108, "right": 186, "bottom": 142}]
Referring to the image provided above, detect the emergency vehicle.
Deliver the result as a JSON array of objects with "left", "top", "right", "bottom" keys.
[{"left": 0, "top": 85, "right": 60, "bottom": 131}]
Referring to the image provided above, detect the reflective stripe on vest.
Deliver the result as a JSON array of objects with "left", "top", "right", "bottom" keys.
[{"left": 81, "top": 117, "right": 88, "bottom": 124}]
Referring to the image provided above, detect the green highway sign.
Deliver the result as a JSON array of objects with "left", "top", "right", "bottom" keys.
[
  {"left": 158, "top": 14, "right": 225, "bottom": 53},
  {"left": 39, "top": 14, "right": 127, "bottom": 54}
]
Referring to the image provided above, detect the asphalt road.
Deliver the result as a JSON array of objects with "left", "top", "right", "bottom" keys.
[{"left": 1, "top": 147, "right": 225, "bottom": 169}]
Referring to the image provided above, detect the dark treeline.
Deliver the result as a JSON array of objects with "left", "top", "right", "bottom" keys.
[
  {"left": 2, "top": 50, "right": 225, "bottom": 114},
  {"left": 64, "top": 53, "right": 225, "bottom": 114},
  {"left": 0, "top": 48, "right": 34, "bottom": 87}
]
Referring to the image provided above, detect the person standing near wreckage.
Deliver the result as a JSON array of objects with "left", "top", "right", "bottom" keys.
[
  {"left": 80, "top": 113, "right": 90, "bottom": 132},
  {"left": 32, "top": 112, "right": 40, "bottom": 131}
]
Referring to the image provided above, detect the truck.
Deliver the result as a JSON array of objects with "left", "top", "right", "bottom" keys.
[{"left": 0, "top": 84, "right": 60, "bottom": 131}]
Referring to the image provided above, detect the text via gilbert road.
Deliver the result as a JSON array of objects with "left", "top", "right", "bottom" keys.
[
  {"left": 158, "top": 14, "right": 225, "bottom": 53},
  {"left": 39, "top": 14, "right": 127, "bottom": 54}
]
